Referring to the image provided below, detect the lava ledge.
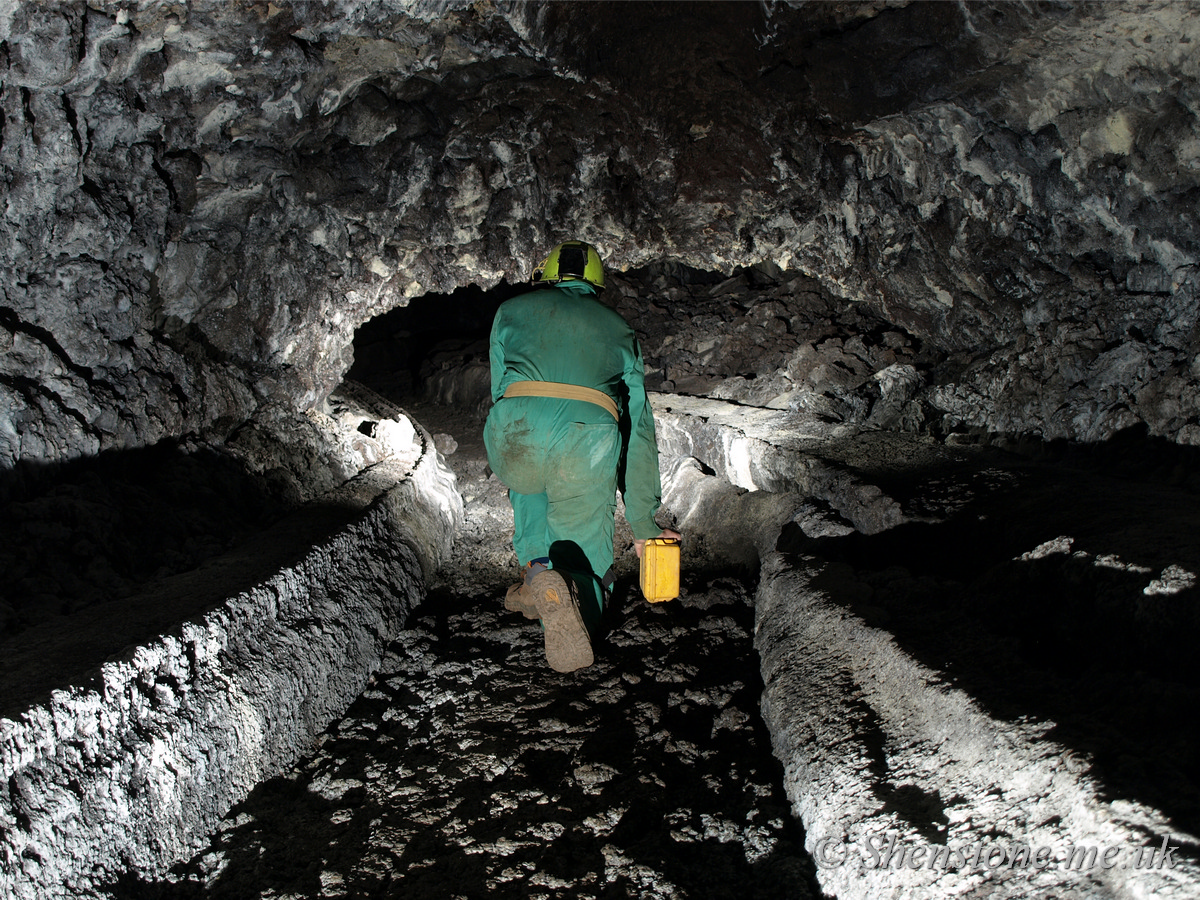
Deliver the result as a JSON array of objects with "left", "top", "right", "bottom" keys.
[
  {"left": 754, "top": 550, "right": 1200, "bottom": 899},
  {"left": 0, "top": 426, "right": 462, "bottom": 900}
]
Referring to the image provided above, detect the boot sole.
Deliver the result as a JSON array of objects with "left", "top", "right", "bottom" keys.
[{"left": 532, "top": 570, "right": 594, "bottom": 673}]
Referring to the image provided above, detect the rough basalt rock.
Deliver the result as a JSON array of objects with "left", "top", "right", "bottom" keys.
[
  {"left": 754, "top": 547, "right": 1200, "bottom": 900},
  {"left": 4, "top": 1, "right": 1200, "bottom": 477},
  {"left": 0, "top": 416, "right": 462, "bottom": 900},
  {"left": 5, "top": 1, "right": 1200, "bottom": 893},
  {"left": 752, "top": 441, "right": 1200, "bottom": 900}
]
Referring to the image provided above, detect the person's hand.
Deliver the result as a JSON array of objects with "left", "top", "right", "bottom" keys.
[{"left": 634, "top": 529, "right": 681, "bottom": 559}]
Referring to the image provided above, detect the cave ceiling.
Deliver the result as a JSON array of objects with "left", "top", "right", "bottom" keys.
[{"left": 2, "top": 0, "right": 1200, "bottom": 469}]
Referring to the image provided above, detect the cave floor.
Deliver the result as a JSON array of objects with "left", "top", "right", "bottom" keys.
[
  {"left": 113, "top": 392, "right": 1200, "bottom": 899},
  {"left": 120, "top": 400, "right": 819, "bottom": 900}
]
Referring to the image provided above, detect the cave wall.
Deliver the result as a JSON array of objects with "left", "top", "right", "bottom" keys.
[
  {"left": 0, "top": 428, "right": 463, "bottom": 899},
  {"left": 3, "top": 0, "right": 1200, "bottom": 474}
]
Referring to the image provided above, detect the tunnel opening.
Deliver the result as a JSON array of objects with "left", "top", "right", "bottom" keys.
[
  {"left": 344, "top": 259, "right": 944, "bottom": 428},
  {"left": 345, "top": 279, "right": 524, "bottom": 402}
]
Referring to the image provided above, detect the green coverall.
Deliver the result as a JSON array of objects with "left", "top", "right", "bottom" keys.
[{"left": 484, "top": 280, "right": 663, "bottom": 628}]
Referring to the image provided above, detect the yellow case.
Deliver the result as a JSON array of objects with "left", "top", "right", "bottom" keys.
[{"left": 640, "top": 538, "right": 680, "bottom": 603}]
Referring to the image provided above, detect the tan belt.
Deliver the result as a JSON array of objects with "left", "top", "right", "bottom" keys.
[{"left": 503, "top": 380, "right": 619, "bottom": 421}]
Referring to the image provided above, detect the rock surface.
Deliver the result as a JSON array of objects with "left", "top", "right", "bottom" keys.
[
  {"left": 4, "top": 0, "right": 1200, "bottom": 473},
  {"left": 132, "top": 575, "right": 815, "bottom": 900},
  {"left": 6, "top": 1, "right": 1200, "bottom": 897},
  {"left": 0, "top": 402, "right": 463, "bottom": 900}
]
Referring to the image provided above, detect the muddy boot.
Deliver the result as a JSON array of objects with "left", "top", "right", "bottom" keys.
[
  {"left": 530, "top": 569, "right": 593, "bottom": 673},
  {"left": 504, "top": 582, "right": 539, "bottom": 619},
  {"left": 504, "top": 561, "right": 546, "bottom": 619}
]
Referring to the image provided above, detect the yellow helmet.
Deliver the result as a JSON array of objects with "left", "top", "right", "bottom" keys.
[{"left": 530, "top": 240, "right": 605, "bottom": 290}]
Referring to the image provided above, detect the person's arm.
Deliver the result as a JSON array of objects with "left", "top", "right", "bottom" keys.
[{"left": 619, "top": 334, "right": 666, "bottom": 540}]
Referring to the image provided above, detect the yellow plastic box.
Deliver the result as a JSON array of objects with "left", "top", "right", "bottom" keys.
[{"left": 640, "top": 538, "right": 680, "bottom": 603}]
